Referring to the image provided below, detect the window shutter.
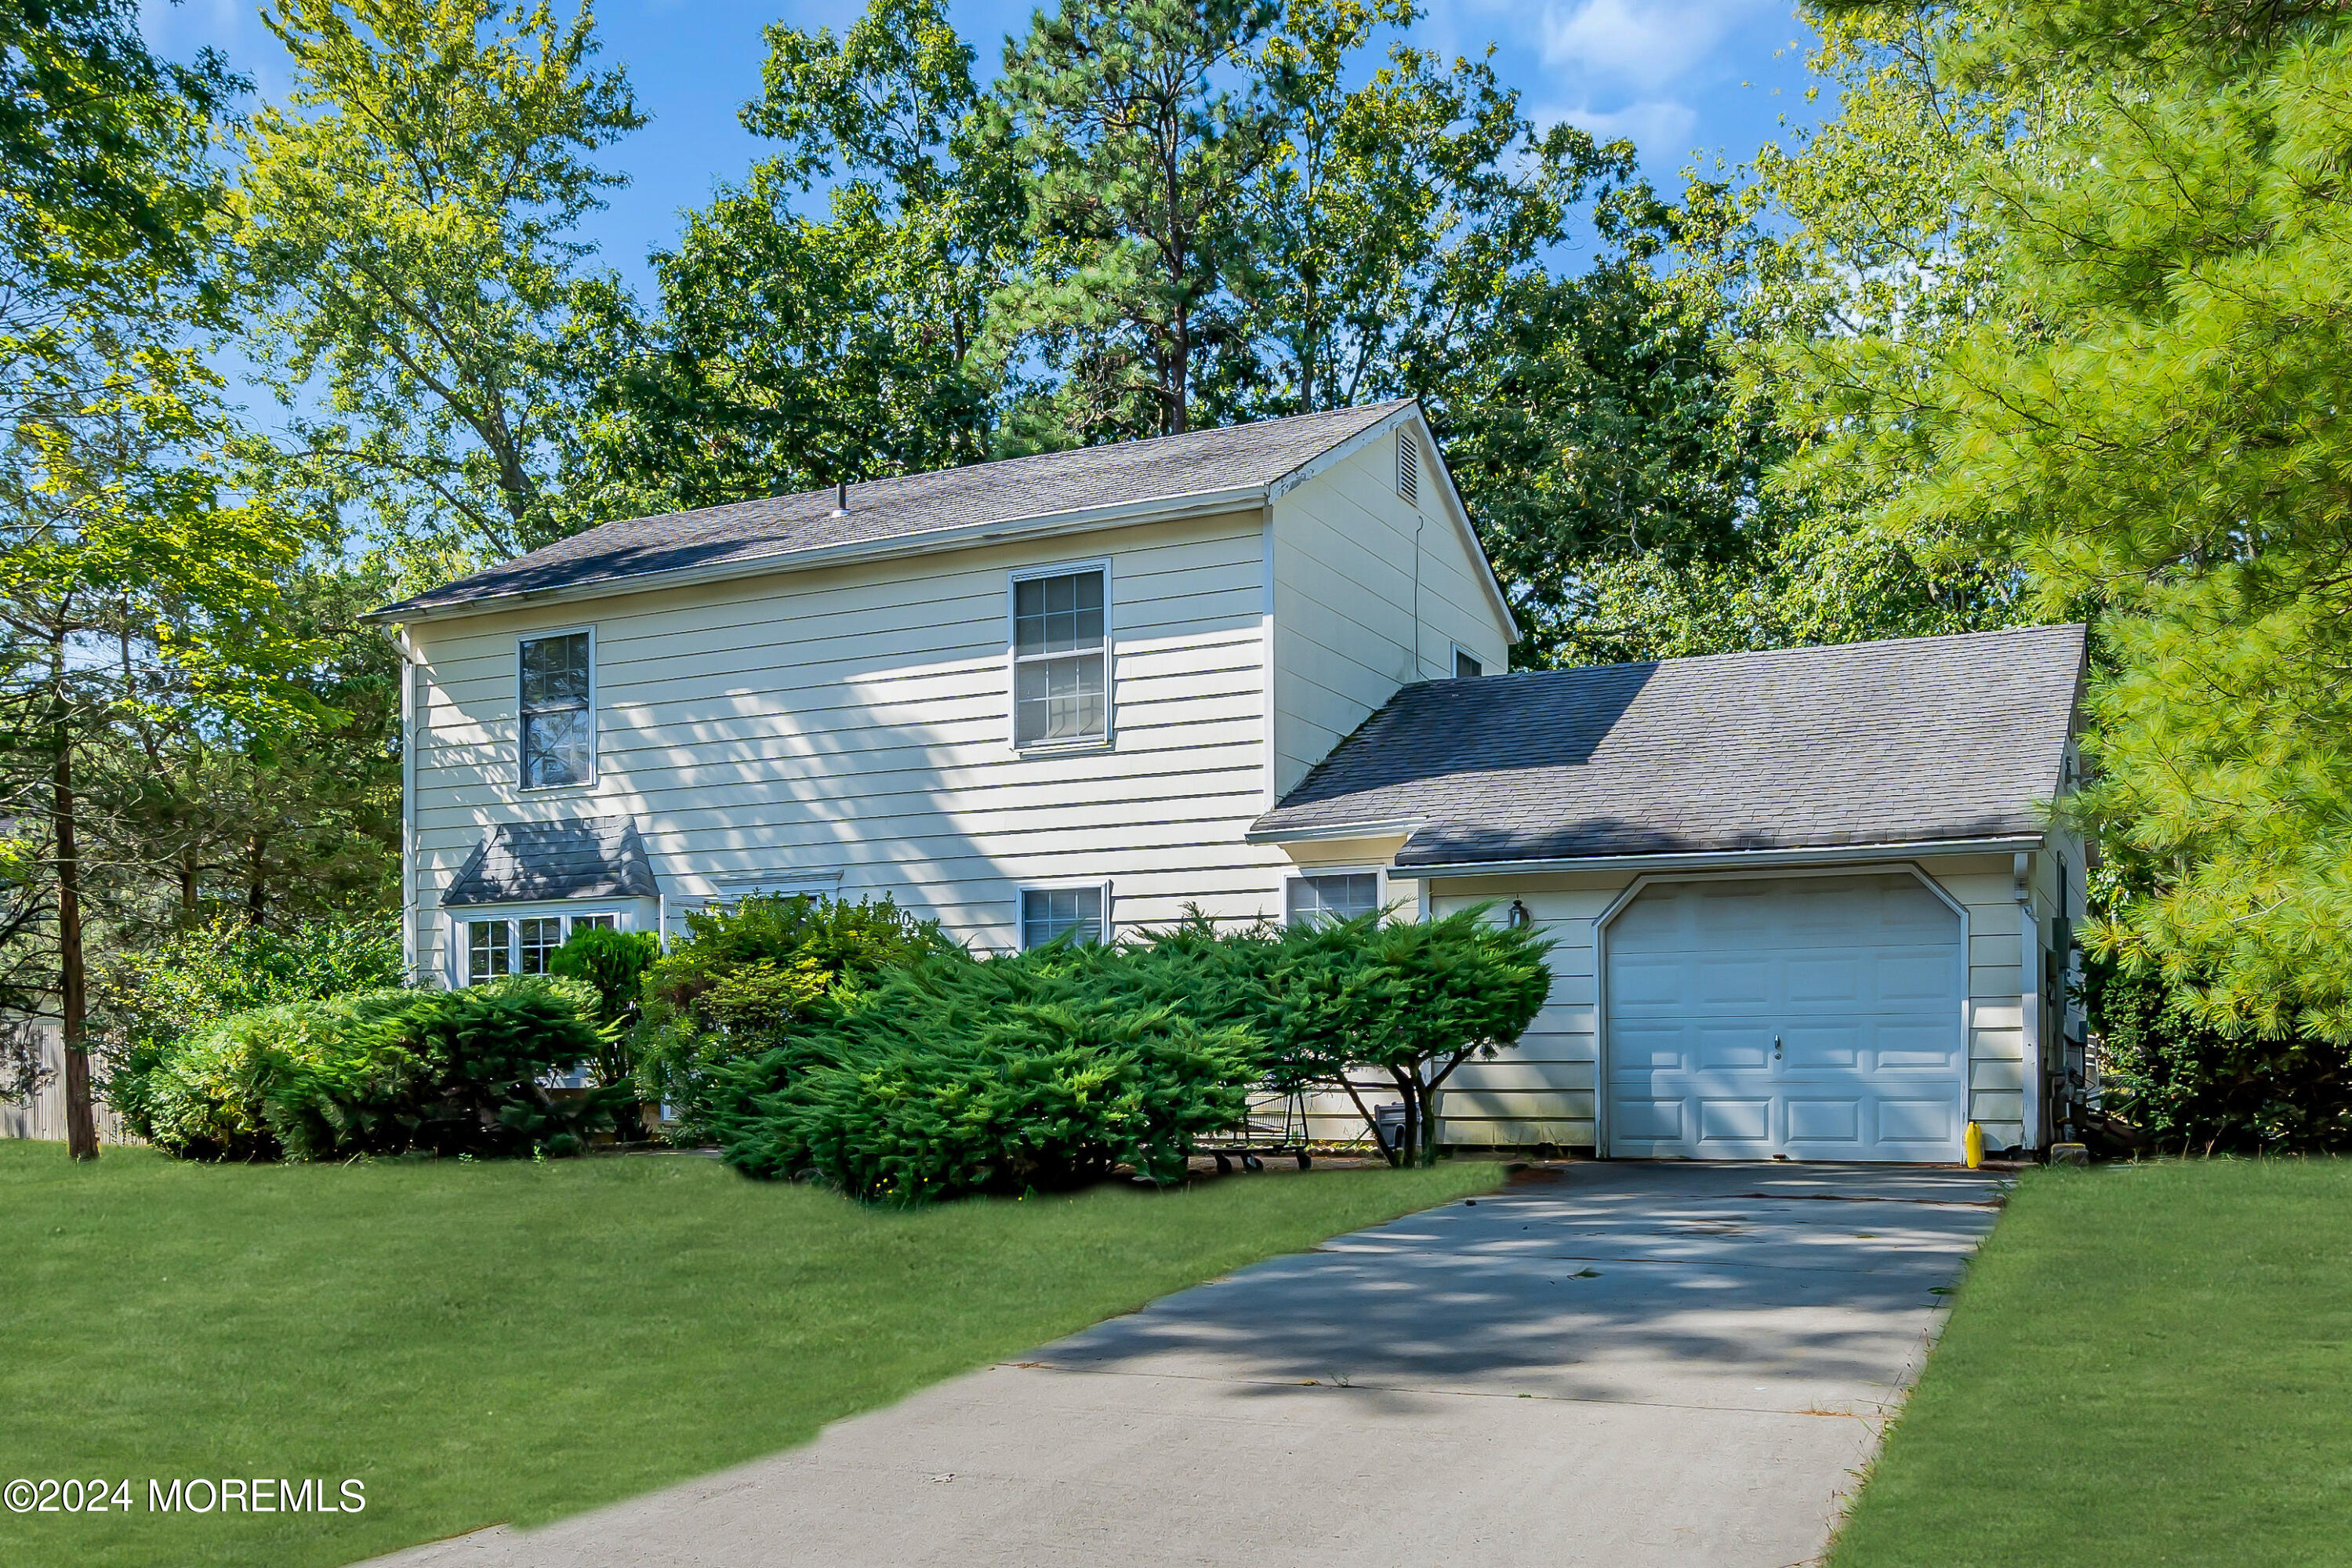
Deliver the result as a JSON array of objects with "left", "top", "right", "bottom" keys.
[{"left": 1396, "top": 431, "right": 1418, "bottom": 504}]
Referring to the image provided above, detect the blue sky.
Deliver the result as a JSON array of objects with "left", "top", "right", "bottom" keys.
[{"left": 143, "top": 0, "right": 1822, "bottom": 292}]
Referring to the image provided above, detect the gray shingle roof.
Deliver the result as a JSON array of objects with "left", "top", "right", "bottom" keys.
[
  {"left": 1252, "top": 624, "right": 2088, "bottom": 866},
  {"left": 373, "top": 400, "right": 1414, "bottom": 619},
  {"left": 444, "top": 816, "right": 660, "bottom": 906}
]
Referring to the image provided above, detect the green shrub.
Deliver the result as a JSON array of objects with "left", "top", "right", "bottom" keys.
[
  {"left": 710, "top": 945, "right": 1259, "bottom": 1200},
  {"left": 2092, "top": 961, "right": 2352, "bottom": 1152},
  {"left": 96, "top": 915, "right": 405, "bottom": 1139},
  {"left": 142, "top": 977, "right": 612, "bottom": 1162},
  {"left": 635, "top": 893, "right": 955, "bottom": 1141}
]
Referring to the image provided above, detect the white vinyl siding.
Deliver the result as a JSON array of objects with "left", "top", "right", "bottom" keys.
[
  {"left": 1269, "top": 430, "right": 1510, "bottom": 800},
  {"left": 408, "top": 512, "right": 1296, "bottom": 970}
]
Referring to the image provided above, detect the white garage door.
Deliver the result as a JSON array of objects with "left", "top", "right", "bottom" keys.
[{"left": 1604, "top": 873, "right": 1965, "bottom": 1162}]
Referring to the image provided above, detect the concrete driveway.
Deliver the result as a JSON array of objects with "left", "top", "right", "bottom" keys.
[{"left": 376, "top": 1162, "right": 2005, "bottom": 1568}]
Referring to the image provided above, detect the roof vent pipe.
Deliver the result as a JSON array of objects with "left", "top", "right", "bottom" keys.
[{"left": 830, "top": 480, "right": 848, "bottom": 517}]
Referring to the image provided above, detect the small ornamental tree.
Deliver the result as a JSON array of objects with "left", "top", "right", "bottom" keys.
[{"left": 1269, "top": 906, "right": 1553, "bottom": 1165}]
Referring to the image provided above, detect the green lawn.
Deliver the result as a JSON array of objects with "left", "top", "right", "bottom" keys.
[
  {"left": 0, "top": 1142, "right": 1496, "bottom": 1568},
  {"left": 1833, "top": 1158, "right": 2352, "bottom": 1567}
]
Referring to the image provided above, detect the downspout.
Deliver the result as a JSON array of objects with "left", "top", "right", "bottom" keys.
[
  {"left": 2015, "top": 851, "right": 2043, "bottom": 1152},
  {"left": 384, "top": 625, "right": 423, "bottom": 987}
]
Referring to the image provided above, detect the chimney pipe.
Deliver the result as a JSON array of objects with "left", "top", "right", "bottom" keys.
[{"left": 829, "top": 480, "right": 848, "bottom": 517}]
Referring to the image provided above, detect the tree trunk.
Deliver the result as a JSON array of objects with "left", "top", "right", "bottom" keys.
[{"left": 56, "top": 737, "right": 96, "bottom": 1162}]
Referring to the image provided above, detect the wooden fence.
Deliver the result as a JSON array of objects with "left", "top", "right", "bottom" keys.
[{"left": 1, "top": 1016, "right": 134, "bottom": 1144}]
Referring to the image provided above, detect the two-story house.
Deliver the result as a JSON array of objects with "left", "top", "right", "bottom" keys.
[{"left": 369, "top": 398, "right": 2089, "bottom": 1163}]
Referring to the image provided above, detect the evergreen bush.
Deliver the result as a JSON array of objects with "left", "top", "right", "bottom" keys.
[
  {"left": 710, "top": 944, "right": 1258, "bottom": 1200},
  {"left": 2093, "top": 963, "right": 2352, "bottom": 1152},
  {"left": 97, "top": 915, "right": 406, "bottom": 1138},
  {"left": 633, "top": 893, "right": 955, "bottom": 1140},
  {"left": 140, "top": 976, "right": 611, "bottom": 1160}
]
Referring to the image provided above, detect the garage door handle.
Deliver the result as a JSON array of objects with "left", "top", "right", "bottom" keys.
[{"left": 1773, "top": 1034, "right": 1783, "bottom": 1060}]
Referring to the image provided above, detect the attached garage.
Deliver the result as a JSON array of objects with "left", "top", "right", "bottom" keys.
[
  {"left": 1602, "top": 873, "right": 1965, "bottom": 1161},
  {"left": 1250, "top": 623, "right": 2092, "bottom": 1163}
]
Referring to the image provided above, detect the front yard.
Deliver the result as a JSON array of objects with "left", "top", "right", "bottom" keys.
[
  {"left": 0, "top": 1142, "right": 1496, "bottom": 1567},
  {"left": 1833, "top": 1157, "right": 2352, "bottom": 1566}
]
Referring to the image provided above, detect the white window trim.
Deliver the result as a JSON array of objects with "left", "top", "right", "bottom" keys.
[
  {"left": 517, "top": 625, "right": 598, "bottom": 793},
  {"left": 452, "top": 902, "right": 640, "bottom": 986},
  {"left": 1006, "top": 557, "right": 1115, "bottom": 755},
  {"left": 1014, "top": 876, "right": 1115, "bottom": 950},
  {"left": 1283, "top": 865, "right": 1389, "bottom": 927},
  {"left": 1449, "top": 641, "right": 1484, "bottom": 678}
]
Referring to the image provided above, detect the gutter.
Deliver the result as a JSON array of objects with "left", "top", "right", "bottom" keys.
[
  {"left": 1245, "top": 817, "right": 1426, "bottom": 845},
  {"left": 360, "top": 483, "right": 1272, "bottom": 627},
  {"left": 1383, "top": 833, "right": 2049, "bottom": 880}
]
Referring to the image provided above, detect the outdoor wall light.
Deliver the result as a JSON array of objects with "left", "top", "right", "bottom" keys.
[{"left": 1508, "top": 898, "right": 1531, "bottom": 929}]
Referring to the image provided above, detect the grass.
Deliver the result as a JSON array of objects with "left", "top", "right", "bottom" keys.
[
  {"left": 1832, "top": 1157, "right": 2352, "bottom": 1567},
  {"left": 0, "top": 1142, "right": 1497, "bottom": 1568}
]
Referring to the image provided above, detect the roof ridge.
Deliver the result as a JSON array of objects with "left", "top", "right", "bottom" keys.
[{"left": 1465, "top": 623, "right": 2085, "bottom": 684}]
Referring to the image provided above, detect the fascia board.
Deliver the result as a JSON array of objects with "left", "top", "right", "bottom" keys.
[{"left": 1385, "top": 834, "right": 2049, "bottom": 880}]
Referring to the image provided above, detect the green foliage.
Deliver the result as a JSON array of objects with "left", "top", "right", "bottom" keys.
[
  {"left": 137, "top": 975, "right": 610, "bottom": 1162},
  {"left": 94, "top": 914, "right": 405, "bottom": 1134},
  {"left": 707, "top": 905, "right": 1552, "bottom": 1195},
  {"left": 2092, "top": 962, "right": 2352, "bottom": 1153},
  {"left": 550, "top": 925, "right": 659, "bottom": 1029},
  {"left": 1791, "top": 2, "right": 2352, "bottom": 1039},
  {"left": 234, "top": 0, "right": 644, "bottom": 568},
  {"left": 633, "top": 893, "right": 956, "bottom": 1139},
  {"left": 1252, "top": 907, "right": 1554, "bottom": 1163},
  {"left": 710, "top": 945, "right": 1261, "bottom": 1200}
]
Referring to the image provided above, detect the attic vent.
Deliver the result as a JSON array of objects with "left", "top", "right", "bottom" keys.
[{"left": 1396, "top": 431, "right": 1418, "bottom": 504}]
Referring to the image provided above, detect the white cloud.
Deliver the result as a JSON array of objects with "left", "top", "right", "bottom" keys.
[
  {"left": 1535, "top": 0, "right": 1778, "bottom": 90},
  {"left": 1550, "top": 99, "right": 1700, "bottom": 158}
]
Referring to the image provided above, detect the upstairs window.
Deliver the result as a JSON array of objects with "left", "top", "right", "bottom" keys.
[
  {"left": 520, "top": 630, "right": 593, "bottom": 788},
  {"left": 1287, "top": 872, "right": 1381, "bottom": 927},
  {"left": 1454, "top": 648, "right": 1483, "bottom": 679},
  {"left": 1396, "top": 431, "right": 1418, "bottom": 504},
  {"left": 1011, "top": 567, "right": 1108, "bottom": 747},
  {"left": 1022, "top": 884, "right": 1105, "bottom": 949}
]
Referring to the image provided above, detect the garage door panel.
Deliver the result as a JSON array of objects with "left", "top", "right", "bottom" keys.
[
  {"left": 1697, "top": 1098, "right": 1771, "bottom": 1144},
  {"left": 1609, "top": 1023, "right": 1692, "bottom": 1076},
  {"left": 1874, "top": 1022, "right": 1962, "bottom": 1071},
  {"left": 1697, "top": 954, "right": 1773, "bottom": 1005},
  {"left": 1610, "top": 953, "right": 1689, "bottom": 1008},
  {"left": 1875, "top": 950, "right": 1959, "bottom": 1001},
  {"left": 1613, "top": 1097, "right": 1686, "bottom": 1142},
  {"left": 1785, "top": 1098, "right": 1862, "bottom": 1143},
  {"left": 1875, "top": 1098, "right": 1958, "bottom": 1144},
  {"left": 1783, "top": 1022, "right": 1863, "bottom": 1071},
  {"left": 1786, "top": 954, "right": 1865, "bottom": 1004},
  {"left": 1695, "top": 1025, "right": 1772, "bottom": 1070},
  {"left": 1605, "top": 874, "right": 1964, "bottom": 1163}
]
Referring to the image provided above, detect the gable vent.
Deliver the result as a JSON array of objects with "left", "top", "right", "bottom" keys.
[{"left": 1396, "top": 430, "right": 1418, "bottom": 505}]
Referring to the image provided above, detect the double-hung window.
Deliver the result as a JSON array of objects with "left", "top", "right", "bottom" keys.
[
  {"left": 1287, "top": 872, "right": 1381, "bottom": 927},
  {"left": 466, "top": 910, "right": 621, "bottom": 985},
  {"left": 1011, "top": 567, "right": 1108, "bottom": 747},
  {"left": 1021, "top": 885, "right": 1105, "bottom": 949},
  {"left": 520, "top": 630, "right": 593, "bottom": 788}
]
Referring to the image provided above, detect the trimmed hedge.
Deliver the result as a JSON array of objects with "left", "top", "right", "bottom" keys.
[
  {"left": 710, "top": 945, "right": 1258, "bottom": 1200},
  {"left": 2093, "top": 962, "right": 2352, "bottom": 1151},
  {"left": 633, "top": 893, "right": 955, "bottom": 1140},
  {"left": 140, "top": 977, "right": 612, "bottom": 1161}
]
